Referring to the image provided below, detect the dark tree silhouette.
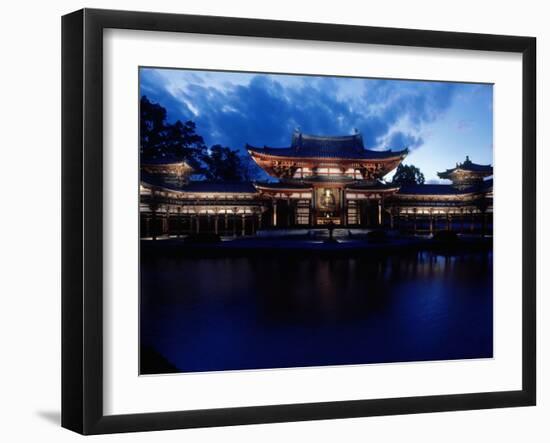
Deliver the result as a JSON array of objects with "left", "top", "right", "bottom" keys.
[
  {"left": 140, "top": 96, "right": 167, "bottom": 154},
  {"left": 392, "top": 163, "right": 425, "bottom": 185},
  {"left": 140, "top": 96, "right": 265, "bottom": 181},
  {"left": 164, "top": 120, "right": 208, "bottom": 162},
  {"left": 140, "top": 96, "right": 207, "bottom": 166},
  {"left": 201, "top": 145, "right": 249, "bottom": 181}
]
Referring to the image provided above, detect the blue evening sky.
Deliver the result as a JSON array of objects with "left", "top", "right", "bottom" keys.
[{"left": 140, "top": 68, "right": 493, "bottom": 182}]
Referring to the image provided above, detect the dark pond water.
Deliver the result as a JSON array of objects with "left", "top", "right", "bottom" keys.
[{"left": 140, "top": 250, "right": 493, "bottom": 373}]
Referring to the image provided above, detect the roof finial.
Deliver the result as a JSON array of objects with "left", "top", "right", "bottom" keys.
[
  {"left": 465, "top": 155, "right": 470, "bottom": 163},
  {"left": 353, "top": 128, "right": 359, "bottom": 134},
  {"left": 294, "top": 125, "right": 301, "bottom": 134}
]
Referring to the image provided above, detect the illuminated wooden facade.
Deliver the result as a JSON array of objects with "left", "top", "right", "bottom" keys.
[
  {"left": 247, "top": 131, "right": 406, "bottom": 227},
  {"left": 388, "top": 180, "right": 493, "bottom": 234},
  {"left": 139, "top": 132, "right": 493, "bottom": 238},
  {"left": 437, "top": 156, "right": 493, "bottom": 190},
  {"left": 386, "top": 156, "right": 493, "bottom": 234},
  {"left": 140, "top": 177, "right": 269, "bottom": 240}
]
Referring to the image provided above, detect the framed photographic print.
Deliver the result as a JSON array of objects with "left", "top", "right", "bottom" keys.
[{"left": 61, "top": 8, "right": 536, "bottom": 435}]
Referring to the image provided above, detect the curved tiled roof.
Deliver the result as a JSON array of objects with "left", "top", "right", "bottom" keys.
[
  {"left": 301, "top": 175, "right": 355, "bottom": 183},
  {"left": 398, "top": 184, "right": 465, "bottom": 195},
  {"left": 247, "top": 130, "right": 408, "bottom": 160},
  {"left": 141, "top": 173, "right": 258, "bottom": 194},
  {"left": 291, "top": 131, "right": 364, "bottom": 152},
  {"left": 247, "top": 144, "right": 408, "bottom": 160},
  {"left": 346, "top": 180, "right": 400, "bottom": 191},
  {"left": 253, "top": 181, "right": 312, "bottom": 190},
  {"left": 180, "top": 181, "right": 258, "bottom": 193},
  {"left": 438, "top": 156, "right": 493, "bottom": 178},
  {"left": 397, "top": 180, "right": 492, "bottom": 196}
]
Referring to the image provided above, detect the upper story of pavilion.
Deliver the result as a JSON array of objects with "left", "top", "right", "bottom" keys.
[
  {"left": 141, "top": 153, "right": 194, "bottom": 188},
  {"left": 247, "top": 130, "right": 408, "bottom": 184},
  {"left": 437, "top": 156, "right": 493, "bottom": 189}
]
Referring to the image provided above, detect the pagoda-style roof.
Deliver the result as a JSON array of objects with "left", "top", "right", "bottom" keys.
[
  {"left": 346, "top": 180, "right": 401, "bottom": 192},
  {"left": 253, "top": 181, "right": 312, "bottom": 191},
  {"left": 140, "top": 154, "right": 194, "bottom": 181},
  {"left": 141, "top": 156, "right": 194, "bottom": 189},
  {"left": 397, "top": 180, "right": 492, "bottom": 196},
  {"left": 437, "top": 156, "right": 493, "bottom": 180},
  {"left": 247, "top": 130, "right": 408, "bottom": 160},
  {"left": 141, "top": 173, "right": 257, "bottom": 194},
  {"left": 398, "top": 184, "right": 467, "bottom": 196},
  {"left": 181, "top": 181, "right": 258, "bottom": 194}
]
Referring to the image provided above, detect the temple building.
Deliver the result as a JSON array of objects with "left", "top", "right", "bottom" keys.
[
  {"left": 389, "top": 156, "right": 493, "bottom": 233},
  {"left": 437, "top": 156, "right": 493, "bottom": 189},
  {"left": 139, "top": 130, "right": 493, "bottom": 238},
  {"left": 140, "top": 154, "right": 268, "bottom": 238},
  {"left": 247, "top": 130, "right": 406, "bottom": 227}
]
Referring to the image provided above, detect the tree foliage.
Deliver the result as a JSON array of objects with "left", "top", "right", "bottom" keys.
[
  {"left": 140, "top": 96, "right": 207, "bottom": 165},
  {"left": 392, "top": 163, "right": 425, "bottom": 185},
  {"left": 140, "top": 96, "right": 167, "bottom": 153},
  {"left": 201, "top": 145, "right": 247, "bottom": 181}
]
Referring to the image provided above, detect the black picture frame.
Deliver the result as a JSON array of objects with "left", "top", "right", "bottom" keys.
[{"left": 62, "top": 8, "right": 536, "bottom": 435}]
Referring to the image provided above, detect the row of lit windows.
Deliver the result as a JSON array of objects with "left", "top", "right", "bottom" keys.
[
  {"left": 184, "top": 194, "right": 255, "bottom": 200},
  {"left": 270, "top": 192, "right": 312, "bottom": 199},
  {"left": 292, "top": 167, "right": 364, "bottom": 179},
  {"left": 397, "top": 208, "right": 480, "bottom": 215},
  {"left": 141, "top": 188, "right": 257, "bottom": 200},
  {"left": 345, "top": 193, "right": 384, "bottom": 200},
  {"left": 142, "top": 207, "right": 259, "bottom": 215}
]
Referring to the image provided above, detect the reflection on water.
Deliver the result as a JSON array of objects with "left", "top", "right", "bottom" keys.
[{"left": 140, "top": 251, "right": 493, "bottom": 373}]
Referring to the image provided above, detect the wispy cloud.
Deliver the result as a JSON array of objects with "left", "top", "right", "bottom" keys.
[{"left": 139, "top": 69, "right": 476, "bottom": 156}]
